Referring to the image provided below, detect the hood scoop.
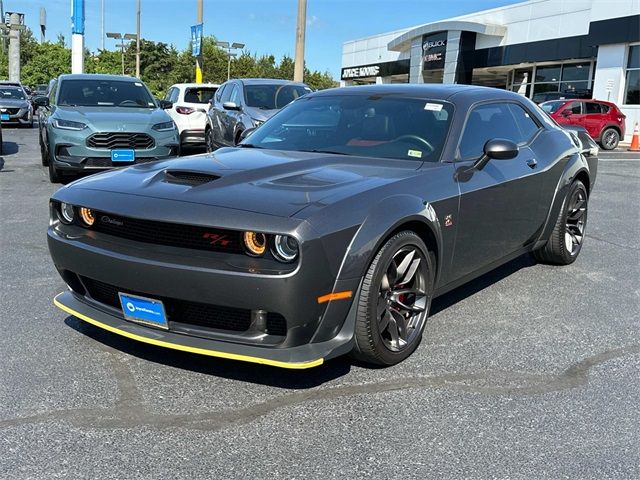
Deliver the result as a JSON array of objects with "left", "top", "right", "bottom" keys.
[{"left": 163, "top": 170, "right": 221, "bottom": 186}]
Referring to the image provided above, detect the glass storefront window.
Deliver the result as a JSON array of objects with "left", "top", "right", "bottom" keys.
[
  {"left": 535, "top": 65, "right": 561, "bottom": 83},
  {"left": 561, "top": 63, "right": 590, "bottom": 82},
  {"left": 624, "top": 46, "right": 640, "bottom": 105},
  {"left": 560, "top": 81, "right": 589, "bottom": 93}
]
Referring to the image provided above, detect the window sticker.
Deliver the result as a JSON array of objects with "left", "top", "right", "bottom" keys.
[
  {"left": 424, "top": 103, "right": 443, "bottom": 111},
  {"left": 408, "top": 149, "right": 423, "bottom": 158}
]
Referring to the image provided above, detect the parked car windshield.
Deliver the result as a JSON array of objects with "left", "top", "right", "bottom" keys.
[
  {"left": 184, "top": 87, "right": 217, "bottom": 104},
  {"left": 539, "top": 101, "right": 566, "bottom": 114},
  {"left": 0, "top": 87, "right": 26, "bottom": 100},
  {"left": 244, "top": 84, "right": 311, "bottom": 110},
  {"left": 57, "top": 79, "right": 156, "bottom": 108},
  {"left": 244, "top": 95, "right": 453, "bottom": 162}
]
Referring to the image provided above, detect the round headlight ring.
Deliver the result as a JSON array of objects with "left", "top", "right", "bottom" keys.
[
  {"left": 243, "top": 231, "right": 267, "bottom": 257},
  {"left": 60, "top": 202, "right": 75, "bottom": 224},
  {"left": 79, "top": 207, "right": 95, "bottom": 226},
  {"left": 273, "top": 235, "right": 299, "bottom": 263}
]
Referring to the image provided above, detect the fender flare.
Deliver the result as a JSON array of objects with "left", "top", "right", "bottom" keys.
[
  {"left": 336, "top": 194, "right": 444, "bottom": 286},
  {"left": 535, "top": 153, "right": 591, "bottom": 248}
]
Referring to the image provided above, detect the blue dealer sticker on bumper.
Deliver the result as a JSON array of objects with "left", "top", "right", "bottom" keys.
[
  {"left": 111, "top": 149, "right": 135, "bottom": 162},
  {"left": 119, "top": 293, "right": 168, "bottom": 329}
]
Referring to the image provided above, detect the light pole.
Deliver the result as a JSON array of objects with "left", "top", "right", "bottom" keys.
[
  {"left": 196, "top": 0, "right": 203, "bottom": 83},
  {"left": 294, "top": 0, "right": 307, "bottom": 82},
  {"left": 135, "top": 0, "right": 140, "bottom": 78},
  {"left": 216, "top": 41, "right": 244, "bottom": 81},
  {"left": 106, "top": 32, "right": 136, "bottom": 76}
]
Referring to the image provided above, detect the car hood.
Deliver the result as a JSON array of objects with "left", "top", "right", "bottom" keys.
[
  {"left": 53, "top": 106, "right": 171, "bottom": 130},
  {"left": 0, "top": 99, "right": 29, "bottom": 109},
  {"left": 70, "top": 148, "right": 421, "bottom": 218}
]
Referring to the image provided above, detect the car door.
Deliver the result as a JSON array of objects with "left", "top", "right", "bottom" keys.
[
  {"left": 213, "top": 83, "right": 234, "bottom": 146},
  {"left": 40, "top": 80, "right": 57, "bottom": 154},
  {"left": 222, "top": 84, "right": 243, "bottom": 145},
  {"left": 451, "top": 101, "right": 543, "bottom": 279},
  {"left": 164, "top": 87, "right": 179, "bottom": 125},
  {"left": 582, "top": 101, "right": 606, "bottom": 139},
  {"left": 558, "top": 101, "right": 585, "bottom": 129}
]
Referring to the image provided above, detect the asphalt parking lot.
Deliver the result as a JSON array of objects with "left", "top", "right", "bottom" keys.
[{"left": 1, "top": 125, "right": 638, "bottom": 479}]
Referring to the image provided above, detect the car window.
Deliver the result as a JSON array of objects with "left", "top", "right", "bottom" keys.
[
  {"left": 600, "top": 103, "right": 611, "bottom": 114},
  {"left": 245, "top": 84, "right": 311, "bottom": 110},
  {"left": 170, "top": 88, "right": 179, "bottom": 103},
  {"left": 540, "top": 101, "right": 565, "bottom": 114},
  {"left": 228, "top": 85, "right": 242, "bottom": 106},
  {"left": 508, "top": 104, "right": 540, "bottom": 143},
  {"left": 565, "top": 102, "right": 582, "bottom": 115},
  {"left": 57, "top": 79, "right": 156, "bottom": 108},
  {"left": 49, "top": 81, "right": 58, "bottom": 104},
  {"left": 246, "top": 95, "right": 453, "bottom": 162},
  {"left": 184, "top": 87, "right": 217, "bottom": 104},
  {"left": 220, "top": 84, "right": 234, "bottom": 103},
  {"left": 0, "top": 87, "right": 26, "bottom": 100},
  {"left": 164, "top": 87, "right": 174, "bottom": 102},
  {"left": 459, "top": 103, "right": 522, "bottom": 160},
  {"left": 583, "top": 102, "right": 602, "bottom": 114},
  {"left": 215, "top": 84, "right": 227, "bottom": 102}
]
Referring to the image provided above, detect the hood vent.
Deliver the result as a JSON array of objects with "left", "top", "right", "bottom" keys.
[{"left": 164, "top": 170, "right": 220, "bottom": 186}]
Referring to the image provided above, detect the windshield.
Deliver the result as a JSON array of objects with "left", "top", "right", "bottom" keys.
[
  {"left": 244, "top": 95, "right": 453, "bottom": 162},
  {"left": 57, "top": 79, "right": 156, "bottom": 108},
  {"left": 0, "top": 87, "right": 26, "bottom": 100},
  {"left": 540, "top": 101, "right": 566, "bottom": 114},
  {"left": 184, "top": 87, "right": 217, "bottom": 104},
  {"left": 244, "top": 84, "right": 311, "bottom": 110}
]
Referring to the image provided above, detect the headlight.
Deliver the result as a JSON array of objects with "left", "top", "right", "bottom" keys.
[
  {"left": 243, "top": 231, "right": 267, "bottom": 257},
  {"left": 272, "top": 235, "right": 299, "bottom": 263},
  {"left": 79, "top": 207, "right": 95, "bottom": 226},
  {"left": 152, "top": 121, "right": 176, "bottom": 132},
  {"left": 59, "top": 202, "right": 75, "bottom": 224},
  {"left": 252, "top": 118, "right": 264, "bottom": 127},
  {"left": 52, "top": 119, "right": 87, "bottom": 131}
]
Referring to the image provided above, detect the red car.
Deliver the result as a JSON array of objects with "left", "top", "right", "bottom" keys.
[{"left": 540, "top": 99, "right": 626, "bottom": 150}]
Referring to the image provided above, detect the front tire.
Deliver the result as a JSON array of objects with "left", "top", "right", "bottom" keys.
[
  {"left": 352, "top": 231, "right": 434, "bottom": 366},
  {"left": 205, "top": 127, "right": 215, "bottom": 153},
  {"left": 48, "top": 158, "right": 62, "bottom": 183},
  {"left": 600, "top": 128, "right": 619, "bottom": 150},
  {"left": 534, "top": 180, "right": 588, "bottom": 265}
]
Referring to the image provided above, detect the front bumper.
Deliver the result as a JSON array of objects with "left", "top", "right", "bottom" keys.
[
  {"left": 179, "top": 129, "right": 205, "bottom": 145},
  {"left": 47, "top": 204, "right": 359, "bottom": 368},
  {"left": 0, "top": 108, "right": 32, "bottom": 125}
]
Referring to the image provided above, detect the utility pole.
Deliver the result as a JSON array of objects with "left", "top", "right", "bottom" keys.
[
  {"left": 100, "top": 0, "right": 104, "bottom": 50},
  {"left": 135, "top": 0, "right": 140, "bottom": 78},
  {"left": 293, "top": 0, "right": 307, "bottom": 82},
  {"left": 7, "top": 12, "right": 23, "bottom": 82},
  {"left": 107, "top": 32, "right": 136, "bottom": 75},
  {"left": 195, "top": 0, "right": 203, "bottom": 83}
]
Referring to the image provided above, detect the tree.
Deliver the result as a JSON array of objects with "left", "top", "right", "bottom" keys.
[{"left": 20, "top": 42, "right": 71, "bottom": 86}]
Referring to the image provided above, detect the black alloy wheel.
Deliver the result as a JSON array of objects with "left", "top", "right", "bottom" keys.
[
  {"left": 353, "top": 231, "right": 434, "bottom": 366},
  {"left": 534, "top": 180, "right": 588, "bottom": 265},
  {"left": 205, "top": 128, "right": 215, "bottom": 153},
  {"left": 600, "top": 128, "right": 619, "bottom": 150}
]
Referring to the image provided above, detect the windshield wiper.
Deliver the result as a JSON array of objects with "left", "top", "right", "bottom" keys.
[
  {"left": 301, "top": 149, "right": 349, "bottom": 156},
  {"left": 237, "top": 143, "right": 265, "bottom": 149}
]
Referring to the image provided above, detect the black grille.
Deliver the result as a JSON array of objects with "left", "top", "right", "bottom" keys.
[
  {"left": 90, "top": 211, "right": 243, "bottom": 254},
  {"left": 87, "top": 132, "right": 155, "bottom": 149},
  {"left": 85, "top": 157, "right": 157, "bottom": 167},
  {"left": 164, "top": 170, "right": 220, "bottom": 186},
  {"left": 80, "top": 276, "right": 286, "bottom": 335},
  {"left": 3, "top": 108, "right": 20, "bottom": 115}
]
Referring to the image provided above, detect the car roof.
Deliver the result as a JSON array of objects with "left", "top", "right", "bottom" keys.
[
  {"left": 0, "top": 85, "right": 22, "bottom": 90},
  {"left": 57, "top": 74, "right": 144, "bottom": 83},
  {"left": 310, "top": 84, "right": 522, "bottom": 102},
  {"left": 171, "top": 83, "right": 220, "bottom": 89},
  {"left": 236, "top": 78, "right": 309, "bottom": 87}
]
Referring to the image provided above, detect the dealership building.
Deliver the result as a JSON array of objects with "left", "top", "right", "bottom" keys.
[{"left": 341, "top": 0, "right": 640, "bottom": 140}]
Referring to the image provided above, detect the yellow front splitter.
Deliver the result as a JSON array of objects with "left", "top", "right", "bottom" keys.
[{"left": 54, "top": 293, "right": 324, "bottom": 370}]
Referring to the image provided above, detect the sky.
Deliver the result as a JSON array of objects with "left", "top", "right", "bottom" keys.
[{"left": 12, "top": 0, "right": 519, "bottom": 79}]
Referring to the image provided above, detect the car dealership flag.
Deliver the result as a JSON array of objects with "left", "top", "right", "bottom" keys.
[{"left": 191, "top": 23, "right": 203, "bottom": 56}]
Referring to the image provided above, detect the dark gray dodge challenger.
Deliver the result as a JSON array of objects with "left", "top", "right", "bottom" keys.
[{"left": 48, "top": 85, "right": 597, "bottom": 368}]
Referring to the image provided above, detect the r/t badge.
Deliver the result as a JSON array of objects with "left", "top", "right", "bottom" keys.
[{"left": 444, "top": 214, "right": 454, "bottom": 227}]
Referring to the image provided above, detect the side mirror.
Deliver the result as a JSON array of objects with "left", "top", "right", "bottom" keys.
[
  {"left": 561, "top": 110, "right": 572, "bottom": 117},
  {"left": 223, "top": 101, "right": 241, "bottom": 111},
  {"left": 33, "top": 96, "right": 50, "bottom": 108},
  {"left": 474, "top": 138, "right": 519, "bottom": 170},
  {"left": 239, "top": 128, "right": 256, "bottom": 142},
  {"left": 159, "top": 100, "right": 173, "bottom": 110}
]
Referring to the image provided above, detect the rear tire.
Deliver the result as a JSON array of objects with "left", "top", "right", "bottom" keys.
[
  {"left": 533, "top": 180, "right": 588, "bottom": 265},
  {"left": 352, "top": 231, "right": 434, "bottom": 366},
  {"left": 600, "top": 128, "right": 619, "bottom": 150}
]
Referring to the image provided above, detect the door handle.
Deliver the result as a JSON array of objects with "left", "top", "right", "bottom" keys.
[{"left": 526, "top": 158, "right": 538, "bottom": 169}]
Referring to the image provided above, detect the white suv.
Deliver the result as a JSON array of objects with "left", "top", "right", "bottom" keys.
[{"left": 164, "top": 83, "right": 219, "bottom": 148}]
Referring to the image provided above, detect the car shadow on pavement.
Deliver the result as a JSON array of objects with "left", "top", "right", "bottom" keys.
[
  {"left": 0, "top": 141, "right": 19, "bottom": 156},
  {"left": 430, "top": 253, "right": 537, "bottom": 316},
  {"left": 63, "top": 315, "right": 353, "bottom": 389},
  {"left": 62, "top": 253, "right": 537, "bottom": 388}
]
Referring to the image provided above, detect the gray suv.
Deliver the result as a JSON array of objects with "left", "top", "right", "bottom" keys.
[{"left": 205, "top": 78, "right": 311, "bottom": 151}]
